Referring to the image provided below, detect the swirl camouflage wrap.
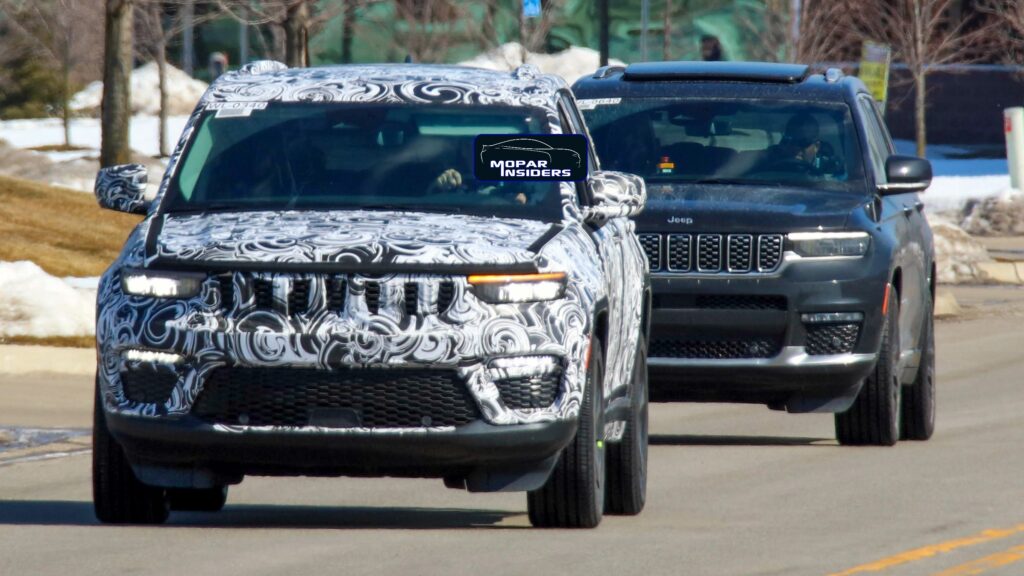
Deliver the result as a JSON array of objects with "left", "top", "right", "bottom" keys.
[
  {"left": 94, "top": 164, "right": 150, "bottom": 215},
  {"left": 96, "top": 63, "right": 648, "bottom": 443}
]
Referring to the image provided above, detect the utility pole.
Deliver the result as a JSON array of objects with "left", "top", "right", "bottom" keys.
[
  {"left": 663, "top": 0, "right": 671, "bottom": 60},
  {"left": 239, "top": 21, "right": 249, "bottom": 65},
  {"left": 599, "top": 0, "right": 609, "bottom": 66},
  {"left": 641, "top": 0, "right": 650, "bottom": 61},
  {"left": 182, "top": 0, "right": 194, "bottom": 76}
]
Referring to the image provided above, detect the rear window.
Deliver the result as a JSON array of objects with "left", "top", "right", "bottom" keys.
[
  {"left": 582, "top": 98, "right": 865, "bottom": 194},
  {"left": 163, "top": 103, "right": 562, "bottom": 221}
]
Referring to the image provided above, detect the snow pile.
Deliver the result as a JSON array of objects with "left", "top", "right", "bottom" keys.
[
  {"left": 929, "top": 217, "right": 993, "bottom": 284},
  {"left": 459, "top": 42, "right": 625, "bottom": 84},
  {"left": 71, "top": 61, "right": 208, "bottom": 116},
  {"left": 0, "top": 261, "right": 97, "bottom": 337},
  {"left": 960, "top": 189, "right": 1024, "bottom": 235}
]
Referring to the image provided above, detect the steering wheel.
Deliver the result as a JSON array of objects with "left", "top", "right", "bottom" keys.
[{"left": 763, "top": 157, "right": 814, "bottom": 174}]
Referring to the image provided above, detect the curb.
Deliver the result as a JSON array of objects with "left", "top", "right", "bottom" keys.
[{"left": 976, "top": 261, "right": 1024, "bottom": 285}]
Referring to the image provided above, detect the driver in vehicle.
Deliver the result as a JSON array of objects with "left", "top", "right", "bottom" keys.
[{"left": 763, "top": 113, "right": 823, "bottom": 170}]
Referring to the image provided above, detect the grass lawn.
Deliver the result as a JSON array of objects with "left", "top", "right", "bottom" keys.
[{"left": 0, "top": 174, "right": 141, "bottom": 277}]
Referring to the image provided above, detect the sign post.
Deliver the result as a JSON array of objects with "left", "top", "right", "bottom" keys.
[
  {"left": 1006, "top": 108, "right": 1024, "bottom": 191},
  {"left": 859, "top": 41, "right": 891, "bottom": 108}
]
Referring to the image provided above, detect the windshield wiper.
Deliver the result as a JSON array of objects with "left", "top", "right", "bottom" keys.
[{"left": 690, "top": 177, "right": 781, "bottom": 186}]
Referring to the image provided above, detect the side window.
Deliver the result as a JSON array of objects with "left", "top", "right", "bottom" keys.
[
  {"left": 558, "top": 94, "right": 600, "bottom": 172},
  {"left": 871, "top": 100, "right": 896, "bottom": 153},
  {"left": 857, "top": 96, "right": 889, "bottom": 183}
]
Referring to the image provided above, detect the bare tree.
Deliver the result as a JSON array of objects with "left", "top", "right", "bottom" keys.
[
  {"left": 740, "top": 0, "right": 860, "bottom": 64},
  {"left": 392, "top": 0, "right": 462, "bottom": 62},
  {"left": 0, "top": 0, "right": 104, "bottom": 147},
  {"left": 217, "top": 0, "right": 344, "bottom": 67},
  {"left": 977, "top": 0, "right": 1024, "bottom": 64},
  {"left": 850, "top": 0, "right": 993, "bottom": 156},
  {"left": 135, "top": 1, "right": 218, "bottom": 157},
  {"left": 102, "top": 0, "right": 134, "bottom": 167}
]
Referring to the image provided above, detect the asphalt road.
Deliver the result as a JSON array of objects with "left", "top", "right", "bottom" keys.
[{"left": 2, "top": 301, "right": 1024, "bottom": 576}]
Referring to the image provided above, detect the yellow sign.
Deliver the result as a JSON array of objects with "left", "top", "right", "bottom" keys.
[{"left": 859, "top": 41, "right": 891, "bottom": 106}]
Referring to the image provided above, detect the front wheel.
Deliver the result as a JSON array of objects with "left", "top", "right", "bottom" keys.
[
  {"left": 901, "top": 290, "right": 936, "bottom": 440},
  {"left": 605, "top": 337, "right": 648, "bottom": 516},
  {"left": 528, "top": 341, "right": 606, "bottom": 528},
  {"left": 93, "top": 377, "right": 169, "bottom": 524},
  {"left": 835, "top": 285, "right": 901, "bottom": 446}
]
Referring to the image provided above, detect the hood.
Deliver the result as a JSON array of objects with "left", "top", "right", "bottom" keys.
[
  {"left": 149, "top": 210, "right": 555, "bottom": 272},
  {"left": 637, "top": 184, "right": 868, "bottom": 233}
]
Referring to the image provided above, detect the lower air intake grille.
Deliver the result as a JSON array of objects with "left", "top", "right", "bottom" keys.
[
  {"left": 193, "top": 368, "right": 480, "bottom": 428},
  {"left": 694, "top": 295, "right": 787, "bottom": 310},
  {"left": 494, "top": 369, "right": 562, "bottom": 410},
  {"left": 121, "top": 366, "right": 177, "bottom": 404},
  {"left": 649, "top": 338, "right": 781, "bottom": 359},
  {"left": 805, "top": 323, "right": 860, "bottom": 355}
]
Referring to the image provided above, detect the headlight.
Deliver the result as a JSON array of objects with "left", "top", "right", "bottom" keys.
[
  {"left": 121, "top": 269, "right": 204, "bottom": 298},
  {"left": 468, "top": 272, "right": 567, "bottom": 303},
  {"left": 788, "top": 232, "right": 870, "bottom": 258}
]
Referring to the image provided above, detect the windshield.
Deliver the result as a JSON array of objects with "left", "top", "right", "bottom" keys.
[
  {"left": 163, "top": 103, "right": 562, "bottom": 220},
  {"left": 582, "top": 98, "right": 865, "bottom": 195}
]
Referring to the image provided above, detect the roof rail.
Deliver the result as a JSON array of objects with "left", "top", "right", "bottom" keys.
[
  {"left": 622, "top": 61, "right": 811, "bottom": 84},
  {"left": 238, "top": 60, "right": 288, "bottom": 75},
  {"left": 824, "top": 67, "right": 845, "bottom": 83},
  {"left": 592, "top": 65, "right": 625, "bottom": 79}
]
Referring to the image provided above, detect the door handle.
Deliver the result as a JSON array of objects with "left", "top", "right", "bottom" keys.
[
  {"left": 915, "top": 201, "right": 925, "bottom": 212},
  {"left": 903, "top": 205, "right": 913, "bottom": 217}
]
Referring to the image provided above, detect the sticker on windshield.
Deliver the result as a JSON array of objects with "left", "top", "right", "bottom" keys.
[
  {"left": 576, "top": 98, "right": 621, "bottom": 110},
  {"left": 474, "top": 134, "right": 587, "bottom": 182},
  {"left": 207, "top": 101, "right": 268, "bottom": 118}
]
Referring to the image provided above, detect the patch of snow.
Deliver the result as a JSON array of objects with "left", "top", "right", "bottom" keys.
[
  {"left": 924, "top": 175, "right": 1014, "bottom": 214},
  {"left": 0, "top": 115, "right": 191, "bottom": 159},
  {"left": 0, "top": 261, "right": 97, "bottom": 337},
  {"left": 960, "top": 190, "right": 1024, "bottom": 235},
  {"left": 459, "top": 42, "right": 625, "bottom": 84},
  {"left": 929, "top": 216, "right": 993, "bottom": 284},
  {"left": 71, "top": 61, "right": 208, "bottom": 116}
]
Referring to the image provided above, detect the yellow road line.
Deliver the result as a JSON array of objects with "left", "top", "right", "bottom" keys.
[
  {"left": 932, "top": 544, "right": 1024, "bottom": 576},
  {"left": 828, "top": 524, "right": 1024, "bottom": 576}
]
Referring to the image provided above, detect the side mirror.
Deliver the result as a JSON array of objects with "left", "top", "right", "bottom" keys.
[
  {"left": 585, "top": 170, "right": 647, "bottom": 222},
  {"left": 878, "top": 156, "right": 932, "bottom": 195},
  {"left": 95, "top": 164, "right": 151, "bottom": 215}
]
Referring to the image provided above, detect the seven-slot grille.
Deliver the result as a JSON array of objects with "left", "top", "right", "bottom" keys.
[
  {"left": 639, "top": 233, "right": 785, "bottom": 274},
  {"left": 216, "top": 276, "right": 456, "bottom": 317}
]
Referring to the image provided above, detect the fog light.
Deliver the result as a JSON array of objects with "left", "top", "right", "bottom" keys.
[
  {"left": 122, "top": 349, "right": 183, "bottom": 365},
  {"left": 800, "top": 312, "right": 864, "bottom": 324}
]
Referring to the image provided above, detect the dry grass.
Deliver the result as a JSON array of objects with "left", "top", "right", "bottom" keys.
[
  {"left": 0, "top": 335, "right": 95, "bottom": 348},
  {"left": 0, "top": 175, "right": 141, "bottom": 277},
  {"left": 27, "top": 144, "right": 92, "bottom": 153}
]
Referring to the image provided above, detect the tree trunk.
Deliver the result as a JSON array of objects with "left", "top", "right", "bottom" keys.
[
  {"left": 284, "top": 0, "right": 311, "bottom": 67},
  {"left": 157, "top": 42, "right": 168, "bottom": 158},
  {"left": 101, "top": 0, "right": 133, "bottom": 168},
  {"left": 62, "top": 33, "right": 72, "bottom": 148},
  {"left": 663, "top": 0, "right": 671, "bottom": 60},
  {"left": 915, "top": 71, "right": 927, "bottom": 158},
  {"left": 342, "top": 0, "right": 355, "bottom": 63}
]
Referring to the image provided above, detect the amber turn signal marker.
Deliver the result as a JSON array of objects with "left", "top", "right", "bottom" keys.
[{"left": 467, "top": 272, "right": 567, "bottom": 285}]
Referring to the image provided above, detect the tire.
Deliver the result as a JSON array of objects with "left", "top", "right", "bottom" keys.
[
  {"left": 93, "top": 377, "right": 169, "bottom": 524},
  {"left": 605, "top": 337, "right": 648, "bottom": 516},
  {"left": 168, "top": 486, "right": 228, "bottom": 512},
  {"left": 835, "top": 285, "right": 901, "bottom": 446},
  {"left": 901, "top": 290, "right": 936, "bottom": 441},
  {"left": 528, "top": 342, "right": 606, "bottom": 528}
]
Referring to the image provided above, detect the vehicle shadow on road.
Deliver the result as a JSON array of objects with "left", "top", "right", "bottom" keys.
[
  {"left": 0, "top": 500, "right": 525, "bottom": 529},
  {"left": 650, "top": 434, "right": 835, "bottom": 447}
]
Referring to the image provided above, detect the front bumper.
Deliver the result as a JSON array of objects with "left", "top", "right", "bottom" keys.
[
  {"left": 106, "top": 410, "right": 576, "bottom": 492},
  {"left": 647, "top": 253, "right": 887, "bottom": 412}
]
